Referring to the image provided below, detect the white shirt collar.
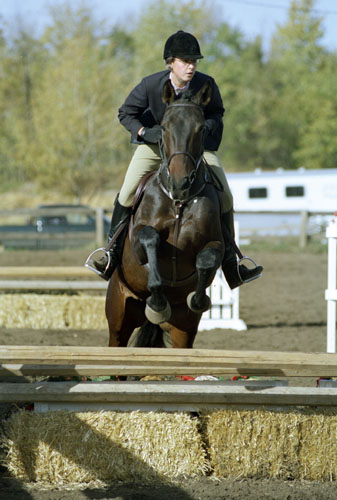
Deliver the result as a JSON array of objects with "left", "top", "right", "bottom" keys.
[{"left": 169, "top": 74, "right": 190, "bottom": 95}]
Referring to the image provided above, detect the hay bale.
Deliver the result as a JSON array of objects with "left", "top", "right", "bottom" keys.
[
  {"left": 64, "top": 296, "right": 106, "bottom": 329},
  {"left": 0, "top": 294, "right": 106, "bottom": 329},
  {"left": 204, "top": 408, "right": 337, "bottom": 481},
  {"left": 3, "top": 410, "right": 209, "bottom": 486}
]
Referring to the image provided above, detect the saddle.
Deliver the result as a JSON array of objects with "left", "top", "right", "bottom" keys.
[{"left": 105, "top": 171, "right": 157, "bottom": 251}]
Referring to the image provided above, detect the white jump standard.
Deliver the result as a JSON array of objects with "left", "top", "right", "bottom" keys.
[{"left": 325, "top": 215, "right": 337, "bottom": 353}]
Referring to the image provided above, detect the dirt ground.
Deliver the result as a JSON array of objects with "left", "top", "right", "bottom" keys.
[{"left": 0, "top": 243, "right": 336, "bottom": 500}]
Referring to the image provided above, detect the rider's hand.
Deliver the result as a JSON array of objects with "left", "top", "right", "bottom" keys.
[{"left": 140, "top": 125, "right": 162, "bottom": 144}]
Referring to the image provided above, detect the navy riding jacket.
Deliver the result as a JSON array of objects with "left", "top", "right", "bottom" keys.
[{"left": 118, "top": 69, "right": 225, "bottom": 151}]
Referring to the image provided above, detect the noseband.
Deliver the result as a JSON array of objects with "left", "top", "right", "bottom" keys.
[{"left": 159, "top": 102, "right": 205, "bottom": 202}]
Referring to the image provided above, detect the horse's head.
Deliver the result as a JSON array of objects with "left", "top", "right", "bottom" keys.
[{"left": 159, "top": 80, "right": 212, "bottom": 202}]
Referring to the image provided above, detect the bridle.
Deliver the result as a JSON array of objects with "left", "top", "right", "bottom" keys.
[
  {"left": 155, "top": 100, "right": 210, "bottom": 285},
  {"left": 158, "top": 101, "right": 206, "bottom": 203}
]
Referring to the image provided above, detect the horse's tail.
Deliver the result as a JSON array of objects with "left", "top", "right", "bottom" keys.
[{"left": 129, "top": 321, "right": 171, "bottom": 348}]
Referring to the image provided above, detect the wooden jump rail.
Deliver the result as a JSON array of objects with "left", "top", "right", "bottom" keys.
[
  {"left": 2, "top": 381, "right": 337, "bottom": 410},
  {"left": 1, "top": 346, "right": 337, "bottom": 377},
  {"left": 1, "top": 346, "right": 337, "bottom": 409},
  {"left": 0, "top": 266, "right": 106, "bottom": 291},
  {"left": 0, "top": 267, "right": 92, "bottom": 278}
]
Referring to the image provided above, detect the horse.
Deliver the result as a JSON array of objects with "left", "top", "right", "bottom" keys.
[{"left": 105, "top": 80, "right": 224, "bottom": 349}]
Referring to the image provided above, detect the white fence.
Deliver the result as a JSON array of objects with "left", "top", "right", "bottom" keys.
[
  {"left": 199, "top": 222, "right": 246, "bottom": 331},
  {"left": 199, "top": 270, "right": 246, "bottom": 331},
  {"left": 325, "top": 215, "right": 337, "bottom": 353}
]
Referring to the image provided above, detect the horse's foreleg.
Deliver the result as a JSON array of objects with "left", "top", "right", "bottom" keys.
[
  {"left": 187, "top": 246, "right": 222, "bottom": 314},
  {"left": 106, "top": 274, "right": 145, "bottom": 347},
  {"left": 138, "top": 226, "right": 171, "bottom": 324}
]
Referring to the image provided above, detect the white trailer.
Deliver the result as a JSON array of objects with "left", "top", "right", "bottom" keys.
[{"left": 227, "top": 168, "right": 337, "bottom": 213}]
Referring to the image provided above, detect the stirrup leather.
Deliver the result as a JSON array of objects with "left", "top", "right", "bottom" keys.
[{"left": 84, "top": 248, "right": 111, "bottom": 278}]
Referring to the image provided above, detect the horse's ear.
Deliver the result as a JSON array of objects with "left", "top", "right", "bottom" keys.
[
  {"left": 162, "top": 80, "right": 176, "bottom": 105},
  {"left": 193, "top": 80, "right": 212, "bottom": 107}
]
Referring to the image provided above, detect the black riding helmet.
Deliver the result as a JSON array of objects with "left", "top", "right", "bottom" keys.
[{"left": 163, "top": 30, "right": 203, "bottom": 60}]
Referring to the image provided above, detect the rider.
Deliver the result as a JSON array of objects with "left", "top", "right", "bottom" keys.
[{"left": 86, "top": 30, "right": 263, "bottom": 289}]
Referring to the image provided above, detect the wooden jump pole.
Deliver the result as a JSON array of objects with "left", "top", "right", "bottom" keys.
[
  {"left": 1, "top": 381, "right": 337, "bottom": 409},
  {"left": 2, "top": 346, "right": 337, "bottom": 411},
  {"left": 1, "top": 346, "right": 337, "bottom": 378},
  {"left": 0, "top": 266, "right": 106, "bottom": 291},
  {"left": 0, "top": 280, "right": 106, "bottom": 291},
  {"left": 0, "top": 266, "right": 93, "bottom": 278}
]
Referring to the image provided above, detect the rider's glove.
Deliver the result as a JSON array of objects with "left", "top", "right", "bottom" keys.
[{"left": 140, "top": 125, "right": 162, "bottom": 144}]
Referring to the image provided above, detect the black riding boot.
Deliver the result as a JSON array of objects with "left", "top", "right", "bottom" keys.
[
  {"left": 85, "top": 197, "right": 132, "bottom": 281},
  {"left": 221, "top": 209, "right": 263, "bottom": 289}
]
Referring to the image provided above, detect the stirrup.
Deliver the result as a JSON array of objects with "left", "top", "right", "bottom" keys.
[
  {"left": 237, "top": 256, "right": 262, "bottom": 284},
  {"left": 84, "top": 247, "right": 111, "bottom": 278}
]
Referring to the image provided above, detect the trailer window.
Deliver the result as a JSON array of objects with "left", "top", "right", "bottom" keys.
[
  {"left": 248, "top": 187, "right": 268, "bottom": 199},
  {"left": 285, "top": 186, "right": 305, "bottom": 197}
]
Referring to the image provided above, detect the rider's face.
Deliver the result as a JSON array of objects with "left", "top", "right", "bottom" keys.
[{"left": 169, "top": 58, "right": 198, "bottom": 87}]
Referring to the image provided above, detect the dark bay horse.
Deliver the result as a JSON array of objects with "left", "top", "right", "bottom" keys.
[{"left": 106, "top": 80, "right": 224, "bottom": 349}]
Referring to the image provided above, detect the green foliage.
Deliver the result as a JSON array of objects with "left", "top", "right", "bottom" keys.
[
  {"left": 267, "top": 0, "right": 335, "bottom": 170},
  {"left": 0, "top": 0, "right": 336, "bottom": 199}
]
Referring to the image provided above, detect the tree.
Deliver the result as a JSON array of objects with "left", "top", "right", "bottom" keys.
[
  {"left": 25, "top": 6, "right": 132, "bottom": 200},
  {"left": 0, "top": 22, "right": 47, "bottom": 189},
  {"left": 266, "top": 0, "right": 332, "bottom": 169},
  {"left": 1, "top": 0, "right": 336, "bottom": 199},
  {"left": 294, "top": 53, "right": 337, "bottom": 169}
]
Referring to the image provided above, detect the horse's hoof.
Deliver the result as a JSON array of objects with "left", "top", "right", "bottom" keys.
[
  {"left": 187, "top": 292, "right": 211, "bottom": 313},
  {"left": 145, "top": 302, "right": 171, "bottom": 324}
]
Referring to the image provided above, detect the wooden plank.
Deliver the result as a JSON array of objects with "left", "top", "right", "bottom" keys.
[
  {"left": 0, "top": 266, "right": 103, "bottom": 290},
  {"left": 0, "top": 267, "right": 94, "bottom": 278},
  {"left": 1, "top": 381, "right": 337, "bottom": 407},
  {"left": 0, "top": 364, "right": 135, "bottom": 377},
  {"left": 0, "top": 363, "right": 287, "bottom": 377},
  {"left": 1, "top": 346, "right": 337, "bottom": 377},
  {"left": 0, "top": 280, "right": 106, "bottom": 290}
]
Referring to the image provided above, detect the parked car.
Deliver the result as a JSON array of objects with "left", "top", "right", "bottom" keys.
[{"left": 0, "top": 204, "right": 110, "bottom": 250}]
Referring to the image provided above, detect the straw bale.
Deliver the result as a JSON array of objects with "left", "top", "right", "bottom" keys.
[
  {"left": 3, "top": 410, "right": 209, "bottom": 486},
  {"left": 204, "top": 408, "right": 337, "bottom": 481},
  {"left": 0, "top": 294, "right": 106, "bottom": 329}
]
